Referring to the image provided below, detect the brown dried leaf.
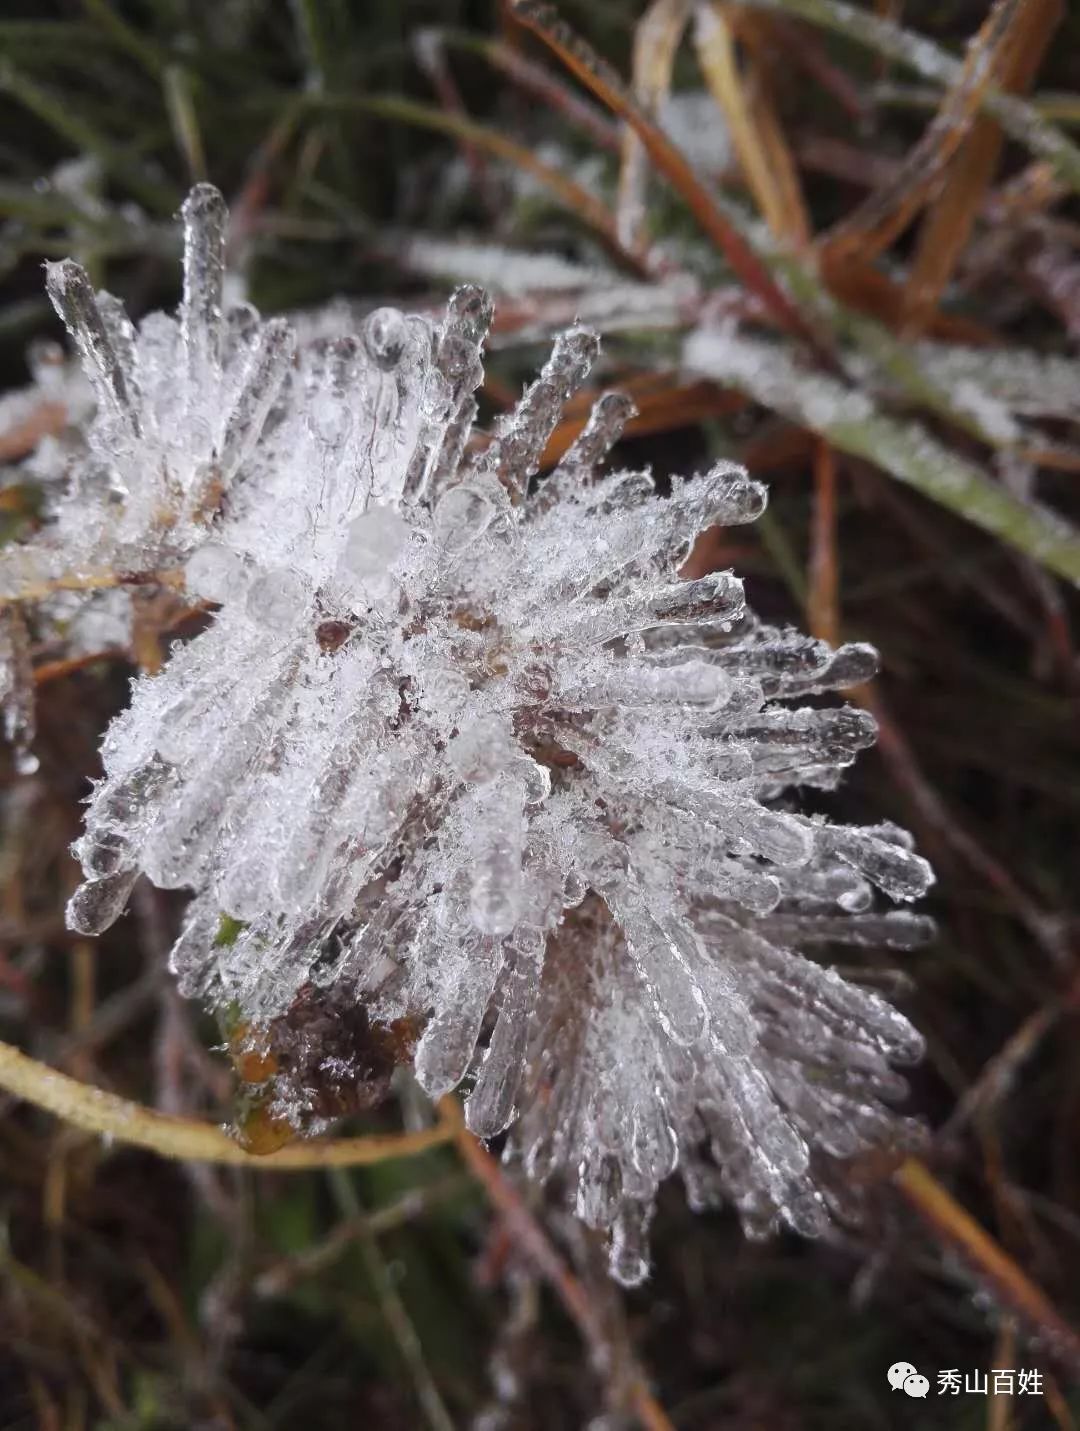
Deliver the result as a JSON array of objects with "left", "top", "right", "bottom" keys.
[
  {"left": 542, "top": 374, "right": 746, "bottom": 466},
  {"left": 511, "top": 1, "right": 829, "bottom": 354}
]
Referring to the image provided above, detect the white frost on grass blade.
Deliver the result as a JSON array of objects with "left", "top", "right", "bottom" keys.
[{"left": 684, "top": 325, "right": 1080, "bottom": 585}]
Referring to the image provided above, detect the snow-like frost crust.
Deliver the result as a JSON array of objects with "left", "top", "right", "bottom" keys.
[{"left": 43, "top": 188, "right": 933, "bottom": 1283}]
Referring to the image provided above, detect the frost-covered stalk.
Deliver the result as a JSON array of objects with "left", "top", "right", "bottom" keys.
[{"left": 52, "top": 189, "right": 932, "bottom": 1284}]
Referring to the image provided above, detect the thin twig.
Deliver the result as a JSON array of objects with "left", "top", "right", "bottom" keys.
[
  {"left": 439, "top": 1097, "right": 675, "bottom": 1431},
  {"left": 895, "top": 1157, "right": 1080, "bottom": 1369},
  {"left": 510, "top": 0, "right": 829, "bottom": 357},
  {"left": 254, "top": 1176, "right": 470, "bottom": 1297},
  {"left": 311, "top": 91, "right": 653, "bottom": 277},
  {"left": 328, "top": 1168, "right": 457, "bottom": 1431},
  {"left": 862, "top": 686, "right": 1070, "bottom": 966},
  {"left": 1, "top": 566, "right": 184, "bottom": 608},
  {"left": 818, "top": 0, "right": 1027, "bottom": 264},
  {"left": 738, "top": 0, "right": 1080, "bottom": 195},
  {"left": 0, "top": 1037, "right": 453, "bottom": 1168}
]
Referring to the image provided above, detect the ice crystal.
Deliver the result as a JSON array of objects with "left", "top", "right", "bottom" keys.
[
  {"left": 0, "top": 184, "right": 294, "bottom": 600},
  {"left": 0, "top": 185, "right": 294, "bottom": 773},
  {"left": 60, "top": 187, "right": 932, "bottom": 1284}
]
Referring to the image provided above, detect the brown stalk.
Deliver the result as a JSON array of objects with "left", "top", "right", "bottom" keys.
[
  {"left": 943, "top": 961, "right": 1080, "bottom": 1141},
  {"left": 542, "top": 375, "right": 746, "bottom": 466},
  {"left": 819, "top": 0, "right": 1029, "bottom": 267},
  {"left": 694, "top": 3, "right": 811, "bottom": 247},
  {"left": 1, "top": 566, "right": 185, "bottom": 607},
  {"left": 510, "top": 1, "right": 828, "bottom": 355},
  {"left": 414, "top": 30, "right": 498, "bottom": 210},
  {"left": 859, "top": 684, "right": 1069, "bottom": 968},
  {"left": 894, "top": 1157, "right": 1080, "bottom": 1369},
  {"left": 475, "top": 34, "right": 620, "bottom": 151},
  {"left": 766, "top": 12, "right": 864, "bottom": 117},
  {"left": 823, "top": 253, "right": 998, "bottom": 343},
  {"left": 440, "top": 1096, "right": 675, "bottom": 1431},
  {"left": 227, "top": 105, "right": 302, "bottom": 259},
  {"left": 354, "top": 93, "right": 652, "bottom": 278},
  {"left": 33, "top": 649, "right": 128, "bottom": 686},
  {"left": 903, "top": 0, "right": 1062, "bottom": 334},
  {"left": 616, "top": 0, "right": 691, "bottom": 251}
]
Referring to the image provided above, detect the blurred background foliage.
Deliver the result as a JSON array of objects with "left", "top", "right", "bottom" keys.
[{"left": 1, "top": 0, "right": 1080, "bottom": 1427}]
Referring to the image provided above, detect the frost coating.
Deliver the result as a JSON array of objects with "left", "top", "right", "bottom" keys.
[
  {"left": 0, "top": 184, "right": 294, "bottom": 601},
  {"left": 0, "top": 186, "right": 295, "bottom": 771},
  {"left": 62, "top": 189, "right": 933, "bottom": 1284}
]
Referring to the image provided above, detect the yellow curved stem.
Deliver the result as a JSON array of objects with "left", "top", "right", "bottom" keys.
[{"left": 0, "top": 1037, "right": 451, "bottom": 1168}]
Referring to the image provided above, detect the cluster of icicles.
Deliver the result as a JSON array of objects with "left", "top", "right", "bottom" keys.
[{"left": 7, "top": 186, "right": 933, "bottom": 1283}]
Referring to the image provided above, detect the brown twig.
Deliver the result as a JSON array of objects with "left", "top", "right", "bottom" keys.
[
  {"left": 510, "top": 0, "right": 829, "bottom": 357},
  {"left": 819, "top": 0, "right": 1031, "bottom": 265},
  {"left": 414, "top": 29, "right": 499, "bottom": 211},
  {"left": 33, "top": 648, "right": 128, "bottom": 686},
  {"left": 471, "top": 31, "right": 620, "bottom": 151},
  {"left": 344, "top": 92, "right": 653, "bottom": 278},
  {"left": 1, "top": 566, "right": 185, "bottom": 608},
  {"left": 943, "top": 962, "right": 1080, "bottom": 1141},
  {"left": 895, "top": 1157, "right": 1080, "bottom": 1369},
  {"left": 439, "top": 1097, "right": 674, "bottom": 1431},
  {"left": 860, "top": 685, "right": 1070, "bottom": 968},
  {"left": 902, "top": 0, "right": 1062, "bottom": 333}
]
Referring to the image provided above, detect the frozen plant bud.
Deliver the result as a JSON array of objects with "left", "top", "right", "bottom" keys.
[
  {"left": 64, "top": 223, "right": 933, "bottom": 1285},
  {"left": 0, "top": 185, "right": 295, "bottom": 755}
]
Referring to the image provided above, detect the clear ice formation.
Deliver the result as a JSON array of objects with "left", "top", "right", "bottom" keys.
[
  {"left": 0, "top": 184, "right": 294, "bottom": 599},
  {"left": 48, "top": 188, "right": 932, "bottom": 1283},
  {"left": 0, "top": 184, "right": 294, "bottom": 773}
]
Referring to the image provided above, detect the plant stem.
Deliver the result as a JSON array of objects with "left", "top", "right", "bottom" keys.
[{"left": 0, "top": 1037, "right": 453, "bottom": 1168}]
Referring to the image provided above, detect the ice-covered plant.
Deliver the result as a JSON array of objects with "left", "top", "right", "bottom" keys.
[
  {"left": 0, "top": 187, "right": 295, "bottom": 768},
  {"left": 53, "top": 188, "right": 932, "bottom": 1283},
  {"left": 1, "top": 186, "right": 294, "bottom": 595}
]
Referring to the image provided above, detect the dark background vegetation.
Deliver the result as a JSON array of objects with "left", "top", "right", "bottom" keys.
[{"left": 2, "top": 1, "right": 1080, "bottom": 1426}]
